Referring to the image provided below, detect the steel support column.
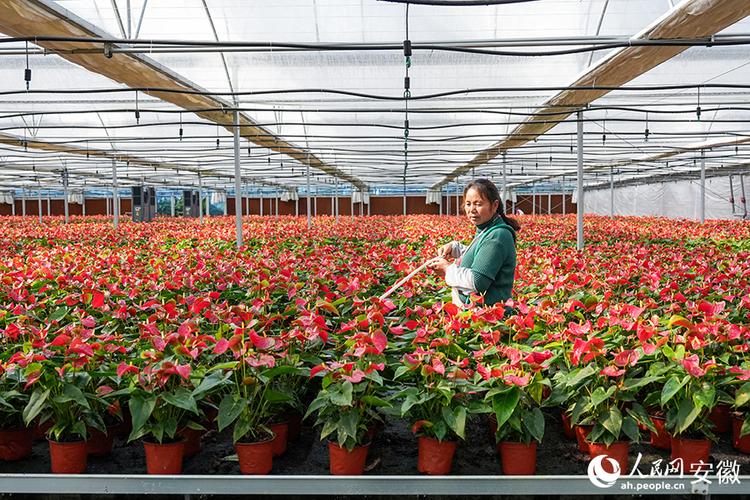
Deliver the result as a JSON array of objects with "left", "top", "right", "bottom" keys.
[
  {"left": 700, "top": 149, "right": 706, "bottom": 223},
  {"left": 112, "top": 159, "right": 119, "bottom": 230},
  {"left": 576, "top": 110, "right": 584, "bottom": 250},
  {"left": 232, "top": 110, "right": 243, "bottom": 248}
]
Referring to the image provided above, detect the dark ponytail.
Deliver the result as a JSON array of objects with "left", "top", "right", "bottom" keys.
[{"left": 463, "top": 178, "right": 521, "bottom": 238}]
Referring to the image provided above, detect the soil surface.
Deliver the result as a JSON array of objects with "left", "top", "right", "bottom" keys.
[{"left": 2, "top": 410, "right": 750, "bottom": 476}]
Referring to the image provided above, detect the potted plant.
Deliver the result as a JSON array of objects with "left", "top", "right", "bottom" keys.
[
  {"left": 307, "top": 358, "right": 390, "bottom": 475},
  {"left": 0, "top": 368, "right": 32, "bottom": 461},
  {"left": 120, "top": 356, "right": 202, "bottom": 475},
  {"left": 213, "top": 327, "right": 291, "bottom": 475},
  {"left": 658, "top": 352, "right": 719, "bottom": 473},
  {"left": 478, "top": 348, "right": 552, "bottom": 475},
  {"left": 22, "top": 367, "right": 106, "bottom": 474}
]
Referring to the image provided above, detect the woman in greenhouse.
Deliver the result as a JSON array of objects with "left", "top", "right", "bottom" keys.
[{"left": 428, "top": 178, "right": 520, "bottom": 313}]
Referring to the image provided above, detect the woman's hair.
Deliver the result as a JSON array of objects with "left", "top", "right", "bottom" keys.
[{"left": 463, "top": 178, "right": 521, "bottom": 235}]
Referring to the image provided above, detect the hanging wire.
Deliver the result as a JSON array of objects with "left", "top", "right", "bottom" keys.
[{"left": 24, "top": 41, "right": 31, "bottom": 90}]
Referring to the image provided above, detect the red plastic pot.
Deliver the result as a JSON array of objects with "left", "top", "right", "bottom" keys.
[
  {"left": 49, "top": 440, "right": 87, "bottom": 474},
  {"left": 732, "top": 415, "right": 750, "bottom": 453},
  {"left": 574, "top": 425, "right": 592, "bottom": 453},
  {"left": 86, "top": 426, "right": 116, "bottom": 457},
  {"left": 670, "top": 436, "right": 711, "bottom": 473},
  {"left": 649, "top": 415, "right": 671, "bottom": 450},
  {"left": 417, "top": 436, "right": 456, "bottom": 475},
  {"left": 0, "top": 427, "right": 33, "bottom": 461},
  {"left": 269, "top": 422, "right": 289, "bottom": 457},
  {"left": 709, "top": 405, "right": 731, "bottom": 434},
  {"left": 560, "top": 412, "right": 575, "bottom": 440},
  {"left": 588, "top": 441, "right": 629, "bottom": 474},
  {"left": 179, "top": 427, "right": 202, "bottom": 458},
  {"left": 498, "top": 441, "right": 537, "bottom": 475},
  {"left": 328, "top": 441, "right": 370, "bottom": 475},
  {"left": 287, "top": 413, "right": 302, "bottom": 441},
  {"left": 235, "top": 435, "right": 275, "bottom": 475},
  {"left": 143, "top": 439, "right": 186, "bottom": 475}
]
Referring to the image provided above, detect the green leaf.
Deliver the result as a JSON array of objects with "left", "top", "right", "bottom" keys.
[
  {"left": 590, "top": 386, "right": 609, "bottom": 407},
  {"left": 361, "top": 395, "right": 392, "bottom": 408},
  {"left": 232, "top": 412, "right": 254, "bottom": 443},
  {"left": 393, "top": 365, "right": 410, "bottom": 380},
  {"left": 525, "top": 407, "right": 545, "bottom": 443},
  {"left": 567, "top": 364, "right": 597, "bottom": 387},
  {"left": 742, "top": 415, "right": 750, "bottom": 439},
  {"left": 675, "top": 398, "right": 702, "bottom": 434},
  {"left": 162, "top": 387, "right": 198, "bottom": 414},
  {"left": 626, "top": 403, "right": 656, "bottom": 434},
  {"left": 735, "top": 382, "right": 750, "bottom": 408},
  {"left": 264, "top": 389, "right": 293, "bottom": 404},
  {"left": 218, "top": 394, "right": 246, "bottom": 432},
  {"left": 492, "top": 386, "right": 520, "bottom": 428},
  {"left": 339, "top": 411, "right": 358, "bottom": 442},
  {"left": 22, "top": 388, "right": 50, "bottom": 426},
  {"left": 304, "top": 395, "right": 326, "bottom": 420},
  {"left": 601, "top": 406, "right": 623, "bottom": 438},
  {"left": 128, "top": 393, "right": 156, "bottom": 442},
  {"left": 60, "top": 383, "right": 90, "bottom": 409},
  {"left": 330, "top": 381, "right": 353, "bottom": 407},
  {"left": 48, "top": 307, "right": 68, "bottom": 323},
  {"left": 191, "top": 371, "right": 229, "bottom": 397},
  {"left": 441, "top": 406, "right": 466, "bottom": 440},
  {"left": 320, "top": 419, "right": 338, "bottom": 440},
  {"left": 661, "top": 375, "right": 688, "bottom": 406},
  {"left": 692, "top": 384, "right": 715, "bottom": 410},
  {"left": 433, "top": 420, "right": 448, "bottom": 441},
  {"left": 622, "top": 416, "right": 640, "bottom": 443}
]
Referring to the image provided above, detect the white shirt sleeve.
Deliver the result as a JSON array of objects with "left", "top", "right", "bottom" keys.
[
  {"left": 451, "top": 241, "right": 469, "bottom": 258},
  {"left": 445, "top": 263, "right": 475, "bottom": 292}
]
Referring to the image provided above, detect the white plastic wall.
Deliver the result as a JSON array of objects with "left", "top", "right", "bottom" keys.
[{"left": 583, "top": 175, "right": 745, "bottom": 220}]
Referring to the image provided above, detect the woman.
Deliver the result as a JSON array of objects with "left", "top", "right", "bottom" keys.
[{"left": 428, "top": 178, "right": 520, "bottom": 311}]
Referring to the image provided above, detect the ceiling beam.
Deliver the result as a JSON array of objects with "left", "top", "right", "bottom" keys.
[
  {"left": 0, "top": 0, "right": 365, "bottom": 190},
  {"left": 0, "top": 131, "right": 288, "bottom": 190},
  {"left": 431, "top": 0, "right": 750, "bottom": 190}
]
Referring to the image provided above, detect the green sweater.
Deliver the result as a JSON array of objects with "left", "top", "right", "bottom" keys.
[{"left": 458, "top": 218, "right": 516, "bottom": 307}]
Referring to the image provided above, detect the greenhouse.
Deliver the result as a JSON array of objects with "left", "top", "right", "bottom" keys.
[{"left": 1, "top": 0, "right": 750, "bottom": 496}]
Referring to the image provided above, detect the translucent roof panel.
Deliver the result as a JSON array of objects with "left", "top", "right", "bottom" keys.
[{"left": 0, "top": 0, "right": 748, "bottom": 193}]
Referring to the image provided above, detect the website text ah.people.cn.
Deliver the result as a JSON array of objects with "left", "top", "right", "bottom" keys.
[{"left": 587, "top": 452, "right": 741, "bottom": 491}]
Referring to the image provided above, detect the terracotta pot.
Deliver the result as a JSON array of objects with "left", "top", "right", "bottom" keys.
[
  {"left": 143, "top": 439, "right": 186, "bottom": 475},
  {"left": 235, "top": 435, "right": 275, "bottom": 475},
  {"left": 48, "top": 440, "right": 87, "bottom": 474},
  {"left": 498, "top": 441, "right": 537, "bottom": 475},
  {"left": 269, "top": 422, "right": 289, "bottom": 457},
  {"left": 417, "top": 436, "right": 456, "bottom": 475},
  {"left": 328, "top": 441, "right": 369, "bottom": 475},
  {"left": 0, "top": 427, "right": 33, "bottom": 461},
  {"left": 732, "top": 415, "right": 750, "bottom": 453},
  {"left": 560, "top": 412, "right": 575, "bottom": 440},
  {"left": 588, "top": 441, "right": 629, "bottom": 474},
  {"left": 670, "top": 436, "right": 711, "bottom": 473},
  {"left": 709, "top": 404, "right": 731, "bottom": 434},
  {"left": 86, "top": 426, "right": 116, "bottom": 457},
  {"left": 649, "top": 415, "right": 671, "bottom": 450},
  {"left": 574, "top": 424, "right": 592, "bottom": 453},
  {"left": 179, "top": 427, "right": 202, "bottom": 458},
  {"left": 287, "top": 412, "right": 302, "bottom": 441}
]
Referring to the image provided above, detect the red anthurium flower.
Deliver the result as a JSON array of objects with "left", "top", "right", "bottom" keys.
[
  {"left": 730, "top": 366, "right": 750, "bottom": 380},
  {"left": 117, "top": 362, "right": 139, "bottom": 378},
  {"left": 613, "top": 349, "right": 640, "bottom": 367},
  {"left": 342, "top": 369, "right": 366, "bottom": 383},
  {"left": 412, "top": 420, "right": 430, "bottom": 434},
  {"left": 91, "top": 290, "right": 105, "bottom": 308},
  {"left": 310, "top": 364, "right": 327, "bottom": 378},
  {"left": 249, "top": 330, "right": 274, "bottom": 350},
  {"left": 600, "top": 365, "right": 626, "bottom": 377},
  {"left": 213, "top": 338, "right": 230, "bottom": 354},
  {"left": 81, "top": 316, "right": 96, "bottom": 328},
  {"left": 504, "top": 373, "right": 530, "bottom": 387}
]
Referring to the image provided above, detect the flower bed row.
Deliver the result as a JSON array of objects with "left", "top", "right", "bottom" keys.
[{"left": 1, "top": 215, "right": 750, "bottom": 475}]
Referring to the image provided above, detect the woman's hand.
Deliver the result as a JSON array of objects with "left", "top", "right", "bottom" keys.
[
  {"left": 437, "top": 242, "right": 454, "bottom": 260},
  {"left": 427, "top": 257, "right": 450, "bottom": 278}
]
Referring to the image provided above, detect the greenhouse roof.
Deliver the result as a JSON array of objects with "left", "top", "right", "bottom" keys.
[{"left": 1, "top": 0, "right": 750, "bottom": 195}]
